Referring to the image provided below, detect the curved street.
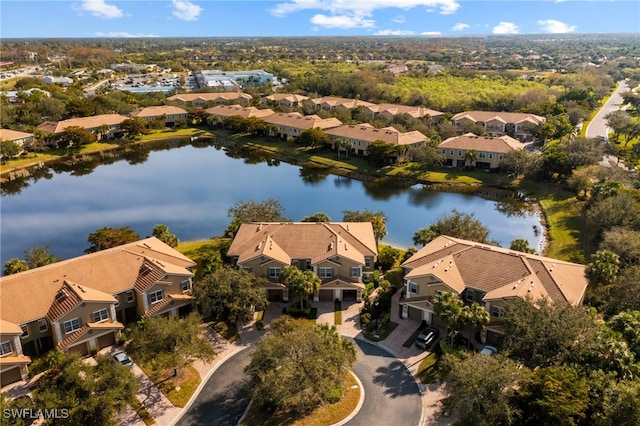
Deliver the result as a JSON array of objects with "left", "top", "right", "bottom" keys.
[
  {"left": 175, "top": 338, "right": 422, "bottom": 426},
  {"left": 585, "top": 79, "right": 629, "bottom": 139}
]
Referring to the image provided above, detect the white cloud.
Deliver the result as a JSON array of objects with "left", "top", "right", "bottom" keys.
[
  {"left": 538, "top": 19, "right": 577, "bottom": 33},
  {"left": 272, "top": 0, "right": 460, "bottom": 30},
  {"left": 375, "top": 29, "right": 416, "bottom": 35},
  {"left": 393, "top": 15, "right": 406, "bottom": 23},
  {"left": 171, "top": 0, "right": 203, "bottom": 21},
  {"left": 452, "top": 22, "right": 469, "bottom": 31},
  {"left": 76, "top": 0, "right": 123, "bottom": 19},
  {"left": 420, "top": 31, "right": 441, "bottom": 35},
  {"left": 493, "top": 21, "right": 519, "bottom": 34},
  {"left": 95, "top": 31, "right": 159, "bottom": 38},
  {"left": 311, "top": 14, "right": 375, "bottom": 28}
]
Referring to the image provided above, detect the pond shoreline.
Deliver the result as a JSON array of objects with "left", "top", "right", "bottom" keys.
[{"left": 1, "top": 131, "right": 550, "bottom": 255}]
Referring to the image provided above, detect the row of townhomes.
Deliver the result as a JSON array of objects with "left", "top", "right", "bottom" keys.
[
  {"left": 0, "top": 238, "right": 195, "bottom": 387},
  {"left": 227, "top": 222, "right": 378, "bottom": 303},
  {"left": 439, "top": 132, "right": 524, "bottom": 169},
  {"left": 400, "top": 235, "right": 589, "bottom": 346},
  {"left": 451, "top": 111, "right": 546, "bottom": 142}
]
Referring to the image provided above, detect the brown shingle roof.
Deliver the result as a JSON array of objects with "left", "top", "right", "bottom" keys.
[
  {"left": 130, "top": 105, "right": 187, "bottom": 118},
  {"left": 204, "top": 105, "right": 275, "bottom": 119},
  {"left": 262, "top": 113, "right": 342, "bottom": 130},
  {"left": 365, "top": 103, "right": 444, "bottom": 119},
  {"left": 167, "top": 92, "right": 253, "bottom": 103},
  {"left": 325, "top": 125, "right": 427, "bottom": 146},
  {"left": 438, "top": 133, "right": 523, "bottom": 154},
  {"left": 36, "top": 114, "right": 128, "bottom": 133},
  {"left": 265, "top": 93, "right": 309, "bottom": 103},
  {"left": 451, "top": 111, "right": 545, "bottom": 125},
  {"left": 402, "top": 235, "right": 587, "bottom": 305},
  {"left": 311, "top": 96, "right": 375, "bottom": 109},
  {"left": 55, "top": 321, "right": 123, "bottom": 350},
  {"left": 0, "top": 129, "right": 33, "bottom": 142}
]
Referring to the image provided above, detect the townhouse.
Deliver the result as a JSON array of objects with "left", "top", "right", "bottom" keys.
[
  {"left": 261, "top": 93, "right": 309, "bottom": 110},
  {"left": 310, "top": 96, "right": 375, "bottom": 111},
  {"left": 451, "top": 111, "right": 545, "bottom": 141},
  {"left": 325, "top": 124, "right": 428, "bottom": 156},
  {"left": 167, "top": 92, "right": 253, "bottom": 107},
  {"left": 364, "top": 103, "right": 444, "bottom": 123},
  {"left": 262, "top": 113, "right": 342, "bottom": 139},
  {"left": 438, "top": 133, "right": 524, "bottom": 169},
  {"left": 204, "top": 105, "right": 275, "bottom": 122},
  {"left": 0, "top": 238, "right": 196, "bottom": 387},
  {"left": 0, "top": 129, "right": 34, "bottom": 147},
  {"left": 37, "top": 114, "right": 128, "bottom": 140},
  {"left": 400, "top": 235, "right": 588, "bottom": 346},
  {"left": 129, "top": 105, "right": 189, "bottom": 127},
  {"left": 228, "top": 222, "right": 378, "bottom": 303}
]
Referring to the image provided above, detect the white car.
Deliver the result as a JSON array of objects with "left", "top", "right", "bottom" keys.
[
  {"left": 113, "top": 351, "right": 134, "bottom": 367},
  {"left": 479, "top": 345, "right": 498, "bottom": 356}
]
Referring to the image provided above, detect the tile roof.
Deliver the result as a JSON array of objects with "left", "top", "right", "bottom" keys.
[
  {"left": 229, "top": 222, "right": 377, "bottom": 267},
  {"left": 264, "top": 93, "right": 309, "bottom": 103},
  {"left": 204, "top": 105, "right": 275, "bottom": 118},
  {"left": 55, "top": 321, "right": 124, "bottom": 351},
  {"left": 365, "top": 103, "right": 444, "bottom": 119},
  {"left": 0, "top": 319, "right": 22, "bottom": 335},
  {"left": 167, "top": 92, "right": 253, "bottom": 102},
  {"left": 262, "top": 113, "right": 342, "bottom": 130},
  {"left": 402, "top": 235, "right": 588, "bottom": 305},
  {"left": 0, "top": 356, "right": 31, "bottom": 366},
  {"left": 0, "top": 129, "right": 33, "bottom": 141},
  {"left": 36, "top": 114, "right": 129, "bottom": 133},
  {"left": 451, "top": 111, "right": 545, "bottom": 125},
  {"left": 0, "top": 238, "right": 195, "bottom": 325},
  {"left": 325, "top": 125, "right": 427, "bottom": 146},
  {"left": 311, "top": 96, "right": 375, "bottom": 109},
  {"left": 438, "top": 133, "right": 523, "bottom": 154},
  {"left": 142, "top": 293, "right": 194, "bottom": 318},
  {"left": 130, "top": 105, "right": 188, "bottom": 118}
]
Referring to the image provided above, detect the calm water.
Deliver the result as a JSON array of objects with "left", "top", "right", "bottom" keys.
[{"left": 0, "top": 142, "right": 543, "bottom": 266}]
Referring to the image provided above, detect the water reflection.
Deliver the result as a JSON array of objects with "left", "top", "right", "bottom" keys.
[{"left": 299, "top": 164, "right": 330, "bottom": 185}]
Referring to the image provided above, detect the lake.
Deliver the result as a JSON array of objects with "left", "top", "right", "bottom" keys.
[{"left": 0, "top": 141, "right": 543, "bottom": 267}]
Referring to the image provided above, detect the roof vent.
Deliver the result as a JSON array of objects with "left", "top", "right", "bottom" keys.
[
  {"left": 78, "top": 285, "right": 86, "bottom": 293},
  {"left": 257, "top": 241, "right": 263, "bottom": 250},
  {"left": 257, "top": 224, "right": 262, "bottom": 231},
  {"left": 328, "top": 241, "right": 334, "bottom": 251}
]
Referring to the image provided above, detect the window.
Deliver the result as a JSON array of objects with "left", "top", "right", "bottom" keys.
[
  {"left": 0, "top": 341, "right": 12, "bottom": 356},
  {"left": 181, "top": 280, "right": 190, "bottom": 292},
  {"left": 92, "top": 309, "right": 108, "bottom": 323},
  {"left": 492, "top": 306, "right": 503, "bottom": 318},
  {"left": 441, "top": 149, "right": 446, "bottom": 154},
  {"left": 149, "top": 289, "right": 164, "bottom": 304},
  {"left": 499, "top": 154, "right": 504, "bottom": 160},
  {"left": 38, "top": 319, "right": 48, "bottom": 332},
  {"left": 466, "top": 289, "right": 475, "bottom": 302},
  {"left": 126, "top": 290, "right": 135, "bottom": 303},
  {"left": 365, "top": 257, "right": 373, "bottom": 268},
  {"left": 410, "top": 283, "right": 418, "bottom": 294},
  {"left": 489, "top": 153, "right": 493, "bottom": 159},
  {"left": 20, "top": 324, "right": 29, "bottom": 337},
  {"left": 479, "top": 152, "right": 486, "bottom": 158},
  {"left": 450, "top": 149, "right": 455, "bottom": 155},
  {"left": 63, "top": 318, "right": 81, "bottom": 334},
  {"left": 318, "top": 267, "right": 332, "bottom": 279},
  {"left": 458, "top": 150, "right": 462, "bottom": 156},
  {"left": 268, "top": 267, "right": 281, "bottom": 279},
  {"left": 436, "top": 290, "right": 444, "bottom": 296},
  {"left": 351, "top": 267, "right": 360, "bottom": 277}
]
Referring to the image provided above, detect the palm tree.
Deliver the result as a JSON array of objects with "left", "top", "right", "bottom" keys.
[
  {"left": 464, "top": 149, "right": 478, "bottom": 168},
  {"left": 96, "top": 124, "right": 110, "bottom": 141},
  {"left": 335, "top": 138, "right": 351, "bottom": 159},
  {"left": 433, "top": 291, "right": 466, "bottom": 345},
  {"left": 280, "top": 266, "right": 321, "bottom": 309}
]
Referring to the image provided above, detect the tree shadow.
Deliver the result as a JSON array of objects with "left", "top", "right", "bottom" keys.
[{"left": 372, "top": 360, "right": 421, "bottom": 398}]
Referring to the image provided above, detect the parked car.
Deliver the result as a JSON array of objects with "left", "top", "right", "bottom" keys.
[
  {"left": 414, "top": 327, "right": 440, "bottom": 350},
  {"left": 479, "top": 345, "right": 498, "bottom": 356},
  {"left": 112, "top": 350, "right": 134, "bottom": 367}
]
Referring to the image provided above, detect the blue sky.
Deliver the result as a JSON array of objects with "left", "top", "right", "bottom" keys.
[{"left": 1, "top": 0, "right": 638, "bottom": 38}]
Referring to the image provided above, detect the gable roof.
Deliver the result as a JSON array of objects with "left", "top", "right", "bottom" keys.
[
  {"left": 451, "top": 111, "right": 545, "bottom": 125},
  {"left": 438, "top": 133, "right": 523, "bottom": 153},
  {"left": 365, "top": 103, "right": 444, "bottom": 119},
  {"left": 262, "top": 113, "right": 342, "bottom": 130},
  {"left": 0, "top": 238, "right": 195, "bottom": 325},
  {"left": 167, "top": 92, "right": 253, "bottom": 103},
  {"left": 228, "top": 222, "right": 377, "bottom": 267},
  {"left": 311, "top": 96, "right": 375, "bottom": 109},
  {"left": 325, "top": 125, "right": 427, "bottom": 146},
  {"left": 0, "top": 129, "right": 34, "bottom": 142},
  {"left": 204, "top": 105, "right": 275, "bottom": 119},
  {"left": 402, "top": 235, "right": 587, "bottom": 305},
  {"left": 264, "top": 93, "right": 309, "bottom": 103},
  {"left": 130, "top": 105, "right": 188, "bottom": 118},
  {"left": 37, "top": 114, "right": 128, "bottom": 133}
]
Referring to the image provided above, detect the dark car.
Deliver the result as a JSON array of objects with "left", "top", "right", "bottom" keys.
[{"left": 414, "top": 327, "right": 440, "bottom": 350}]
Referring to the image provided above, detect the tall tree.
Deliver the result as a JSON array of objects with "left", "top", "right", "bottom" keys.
[
  {"left": 279, "top": 265, "right": 321, "bottom": 309},
  {"left": 24, "top": 244, "right": 60, "bottom": 268},
  {"left": 413, "top": 209, "right": 490, "bottom": 246},
  {"left": 126, "top": 313, "right": 215, "bottom": 378},
  {"left": 587, "top": 249, "right": 620, "bottom": 287},
  {"left": 194, "top": 266, "right": 268, "bottom": 323},
  {"left": 301, "top": 212, "right": 331, "bottom": 222},
  {"left": 510, "top": 238, "right": 536, "bottom": 254},
  {"left": 151, "top": 224, "right": 179, "bottom": 247},
  {"left": 224, "top": 198, "right": 289, "bottom": 238},
  {"left": 85, "top": 226, "right": 140, "bottom": 253},
  {"left": 245, "top": 317, "right": 356, "bottom": 415},
  {"left": 3, "top": 258, "right": 29, "bottom": 275}
]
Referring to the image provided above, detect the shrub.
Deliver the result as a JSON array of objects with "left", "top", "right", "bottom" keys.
[
  {"left": 324, "top": 386, "right": 344, "bottom": 403},
  {"left": 256, "top": 320, "right": 264, "bottom": 330},
  {"left": 382, "top": 313, "right": 391, "bottom": 326},
  {"left": 360, "top": 312, "right": 372, "bottom": 329},
  {"left": 367, "top": 319, "right": 379, "bottom": 333},
  {"left": 118, "top": 332, "right": 127, "bottom": 346}
]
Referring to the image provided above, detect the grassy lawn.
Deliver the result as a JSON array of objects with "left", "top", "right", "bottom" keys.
[
  {"left": 417, "top": 352, "right": 441, "bottom": 384},
  {"left": 334, "top": 301, "right": 342, "bottom": 325},
  {"left": 363, "top": 321, "right": 399, "bottom": 342},
  {"left": 209, "top": 320, "right": 240, "bottom": 343},
  {"left": 241, "top": 372, "right": 360, "bottom": 426},
  {"left": 130, "top": 399, "right": 156, "bottom": 425},
  {"left": 136, "top": 127, "right": 215, "bottom": 141},
  {"left": 148, "top": 365, "right": 201, "bottom": 408}
]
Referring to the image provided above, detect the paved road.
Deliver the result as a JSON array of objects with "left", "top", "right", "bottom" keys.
[
  {"left": 175, "top": 338, "right": 422, "bottom": 426},
  {"left": 586, "top": 80, "right": 629, "bottom": 139}
]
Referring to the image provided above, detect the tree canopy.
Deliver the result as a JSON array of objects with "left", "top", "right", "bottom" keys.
[
  {"left": 151, "top": 224, "right": 179, "bottom": 247},
  {"left": 224, "top": 198, "right": 289, "bottom": 238},
  {"left": 413, "top": 209, "right": 490, "bottom": 246},
  {"left": 279, "top": 265, "right": 321, "bottom": 309},
  {"left": 342, "top": 208, "right": 388, "bottom": 244},
  {"left": 85, "top": 226, "right": 140, "bottom": 253}
]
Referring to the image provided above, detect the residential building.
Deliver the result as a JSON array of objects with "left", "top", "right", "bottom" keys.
[
  {"left": 261, "top": 93, "right": 309, "bottom": 110},
  {"left": 363, "top": 103, "right": 444, "bottom": 123},
  {"left": 42, "top": 74, "right": 73, "bottom": 87},
  {"left": 167, "top": 92, "right": 253, "bottom": 107},
  {"left": 0, "top": 129, "right": 34, "bottom": 146},
  {"left": 204, "top": 105, "right": 275, "bottom": 122},
  {"left": 262, "top": 113, "right": 342, "bottom": 139},
  {"left": 0, "top": 320, "right": 31, "bottom": 387},
  {"left": 310, "top": 96, "right": 375, "bottom": 111},
  {"left": 325, "top": 124, "right": 428, "bottom": 156},
  {"left": 438, "top": 133, "right": 524, "bottom": 169},
  {"left": 228, "top": 222, "right": 378, "bottom": 303},
  {"left": 0, "top": 238, "right": 196, "bottom": 386},
  {"left": 451, "top": 111, "right": 545, "bottom": 141},
  {"left": 400, "top": 235, "right": 588, "bottom": 346},
  {"left": 1, "top": 88, "right": 50, "bottom": 104},
  {"left": 37, "top": 114, "right": 128, "bottom": 140},
  {"left": 130, "top": 105, "right": 189, "bottom": 127}
]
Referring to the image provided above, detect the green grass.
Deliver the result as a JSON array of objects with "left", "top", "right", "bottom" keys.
[
  {"left": 154, "top": 365, "right": 201, "bottom": 408},
  {"left": 210, "top": 321, "right": 240, "bottom": 343},
  {"left": 130, "top": 399, "right": 155, "bottom": 425},
  {"left": 363, "top": 321, "right": 399, "bottom": 342},
  {"left": 136, "top": 127, "right": 215, "bottom": 141},
  {"left": 417, "top": 352, "right": 440, "bottom": 384},
  {"left": 334, "top": 301, "right": 342, "bottom": 325}
]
